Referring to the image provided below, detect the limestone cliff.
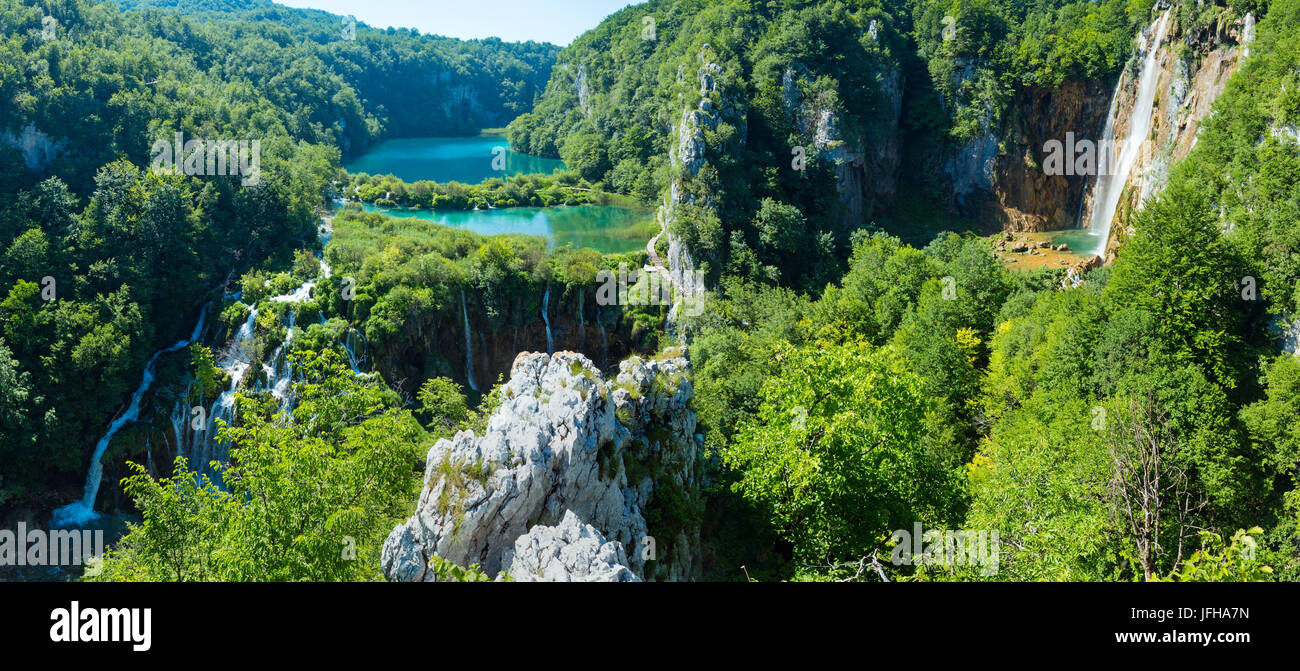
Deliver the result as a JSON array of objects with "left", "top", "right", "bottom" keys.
[
  {"left": 991, "top": 80, "right": 1113, "bottom": 232},
  {"left": 0, "top": 122, "right": 61, "bottom": 172},
  {"left": 382, "top": 350, "right": 703, "bottom": 582}
]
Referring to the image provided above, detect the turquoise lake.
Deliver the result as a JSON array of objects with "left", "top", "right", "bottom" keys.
[
  {"left": 1043, "top": 228, "right": 1109, "bottom": 257},
  {"left": 342, "top": 137, "right": 653, "bottom": 255},
  {"left": 344, "top": 136, "right": 566, "bottom": 183}
]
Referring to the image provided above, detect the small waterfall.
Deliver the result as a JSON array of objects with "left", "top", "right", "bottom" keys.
[
  {"left": 577, "top": 287, "right": 586, "bottom": 352},
  {"left": 169, "top": 386, "right": 188, "bottom": 460},
  {"left": 461, "top": 289, "right": 479, "bottom": 392},
  {"left": 53, "top": 305, "right": 209, "bottom": 527},
  {"left": 342, "top": 328, "right": 366, "bottom": 373},
  {"left": 1084, "top": 10, "right": 1172, "bottom": 257},
  {"left": 542, "top": 282, "right": 554, "bottom": 355},
  {"left": 595, "top": 304, "right": 608, "bottom": 368}
]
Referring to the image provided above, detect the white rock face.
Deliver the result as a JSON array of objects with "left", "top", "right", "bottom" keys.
[
  {"left": 503, "top": 511, "right": 641, "bottom": 582},
  {"left": 0, "top": 123, "right": 60, "bottom": 171},
  {"left": 382, "top": 350, "right": 701, "bottom": 582}
]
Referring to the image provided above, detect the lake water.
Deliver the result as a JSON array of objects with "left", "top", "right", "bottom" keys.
[
  {"left": 344, "top": 136, "right": 565, "bottom": 183},
  {"left": 342, "top": 137, "right": 652, "bottom": 255},
  {"left": 355, "top": 202, "right": 653, "bottom": 255},
  {"left": 1042, "top": 228, "right": 1108, "bottom": 256}
]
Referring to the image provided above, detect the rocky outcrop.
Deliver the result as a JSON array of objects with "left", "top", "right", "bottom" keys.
[
  {"left": 944, "top": 57, "right": 1000, "bottom": 211},
  {"left": 575, "top": 65, "right": 593, "bottom": 117},
  {"left": 660, "top": 47, "right": 736, "bottom": 312},
  {"left": 1, "top": 123, "right": 61, "bottom": 171},
  {"left": 503, "top": 510, "right": 641, "bottom": 582},
  {"left": 801, "top": 69, "right": 904, "bottom": 233},
  {"left": 382, "top": 350, "right": 702, "bottom": 582}
]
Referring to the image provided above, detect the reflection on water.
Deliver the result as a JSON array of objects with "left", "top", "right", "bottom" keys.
[{"left": 344, "top": 136, "right": 565, "bottom": 184}]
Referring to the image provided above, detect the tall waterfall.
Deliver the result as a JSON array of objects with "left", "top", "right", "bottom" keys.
[
  {"left": 542, "top": 282, "right": 554, "bottom": 355},
  {"left": 462, "top": 289, "right": 479, "bottom": 392},
  {"left": 1243, "top": 12, "right": 1256, "bottom": 59},
  {"left": 53, "top": 305, "right": 210, "bottom": 527},
  {"left": 1084, "top": 10, "right": 1171, "bottom": 256}
]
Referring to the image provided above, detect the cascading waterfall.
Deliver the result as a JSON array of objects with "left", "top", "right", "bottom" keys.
[
  {"left": 174, "top": 218, "right": 340, "bottom": 483},
  {"left": 67, "top": 217, "right": 349, "bottom": 519},
  {"left": 52, "top": 305, "right": 210, "bottom": 527},
  {"left": 341, "top": 328, "right": 366, "bottom": 373},
  {"left": 462, "top": 289, "right": 479, "bottom": 392},
  {"left": 169, "top": 380, "right": 191, "bottom": 461},
  {"left": 542, "top": 282, "right": 554, "bottom": 355},
  {"left": 179, "top": 305, "right": 257, "bottom": 480},
  {"left": 1084, "top": 10, "right": 1171, "bottom": 257}
]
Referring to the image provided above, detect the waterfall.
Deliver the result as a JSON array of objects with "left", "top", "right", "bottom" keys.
[
  {"left": 542, "top": 282, "right": 554, "bottom": 355},
  {"left": 52, "top": 305, "right": 209, "bottom": 527},
  {"left": 342, "top": 328, "right": 366, "bottom": 373},
  {"left": 1084, "top": 10, "right": 1171, "bottom": 257},
  {"left": 595, "top": 304, "right": 608, "bottom": 368},
  {"left": 66, "top": 216, "right": 350, "bottom": 517},
  {"left": 1243, "top": 13, "right": 1256, "bottom": 59},
  {"left": 462, "top": 289, "right": 479, "bottom": 392},
  {"left": 177, "top": 217, "right": 350, "bottom": 479},
  {"left": 577, "top": 287, "right": 585, "bottom": 352},
  {"left": 180, "top": 305, "right": 258, "bottom": 480}
]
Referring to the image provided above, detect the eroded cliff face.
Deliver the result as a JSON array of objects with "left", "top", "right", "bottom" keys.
[
  {"left": 659, "top": 44, "right": 904, "bottom": 296},
  {"left": 991, "top": 80, "right": 1112, "bottom": 232},
  {"left": 366, "top": 288, "right": 651, "bottom": 401},
  {"left": 382, "top": 350, "right": 702, "bottom": 582},
  {"left": 801, "top": 68, "right": 904, "bottom": 233}
]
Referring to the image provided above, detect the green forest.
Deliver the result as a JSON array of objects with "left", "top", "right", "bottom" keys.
[{"left": 0, "top": 0, "right": 1297, "bottom": 584}]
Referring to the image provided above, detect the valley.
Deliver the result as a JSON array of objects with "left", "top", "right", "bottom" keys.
[{"left": 0, "top": 0, "right": 1297, "bottom": 587}]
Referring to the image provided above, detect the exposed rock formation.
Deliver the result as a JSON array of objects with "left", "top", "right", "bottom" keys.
[
  {"left": 503, "top": 511, "right": 641, "bottom": 582},
  {"left": 992, "top": 80, "right": 1112, "bottom": 232},
  {"left": 382, "top": 350, "right": 702, "bottom": 582},
  {"left": 803, "top": 68, "right": 904, "bottom": 233},
  {"left": 0, "top": 123, "right": 61, "bottom": 171}
]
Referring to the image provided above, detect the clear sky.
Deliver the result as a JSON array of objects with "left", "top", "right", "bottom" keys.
[{"left": 274, "top": 0, "right": 646, "bottom": 46}]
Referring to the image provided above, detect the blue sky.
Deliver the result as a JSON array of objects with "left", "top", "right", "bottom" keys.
[{"left": 275, "top": 0, "right": 646, "bottom": 45}]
